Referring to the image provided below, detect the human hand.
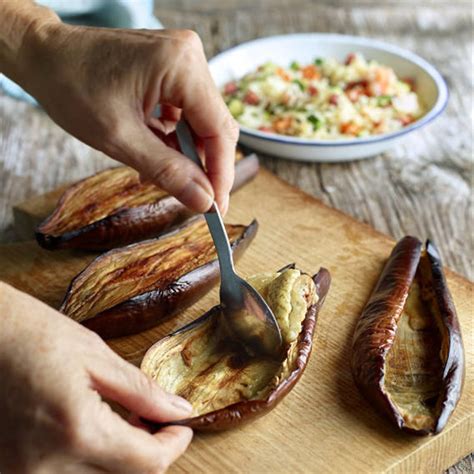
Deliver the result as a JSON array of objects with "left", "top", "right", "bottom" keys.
[
  {"left": 0, "top": 282, "right": 193, "bottom": 473},
  {"left": 2, "top": 5, "right": 238, "bottom": 214}
]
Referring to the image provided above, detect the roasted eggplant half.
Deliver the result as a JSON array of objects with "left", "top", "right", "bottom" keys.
[
  {"left": 141, "top": 265, "right": 331, "bottom": 431},
  {"left": 352, "top": 237, "right": 464, "bottom": 435},
  {"left": 60, "top": 217, "right": 257, "bottom": 338},
  {"left": 36, "top": 152, "right": 258, "bottom": 250}
]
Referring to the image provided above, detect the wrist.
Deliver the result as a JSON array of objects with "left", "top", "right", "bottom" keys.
[{"left": 0, "top": 1, "right": 61, "bottom": 82}]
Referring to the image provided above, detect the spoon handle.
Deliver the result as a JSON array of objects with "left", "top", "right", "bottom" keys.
[{"left": 175, "top": 120, "right": 236, "bottom": 281}]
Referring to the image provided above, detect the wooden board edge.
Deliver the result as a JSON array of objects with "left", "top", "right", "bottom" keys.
[
  {"left": 386, "top": 413, "right": 474, "bottom": 474},
  {"left": 12, "top": 184, "right": 70, "bottom": 241},
  {"left": 9, "top": 165, "right": 470, "bottom": 267},
  {"left": 11, "top": 153, "right": 248, "bottom": 241},
  {"left": 6, "top": 167, "right": 474, "bottom": 290},
  {"left": 12, "top": 206, "right": 42, "bottom": 241},
  {"left": 257, "top": 169, "right": 473, "bottom": 287},
  {"left": 257, "top": 168, "right": 395, "bottom": 245}
]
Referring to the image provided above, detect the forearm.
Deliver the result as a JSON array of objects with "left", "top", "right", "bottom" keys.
[{"left": 0, "top": 0, "right": 59, "bottom": 81}]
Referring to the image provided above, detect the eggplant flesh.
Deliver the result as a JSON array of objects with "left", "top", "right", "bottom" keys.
[
  {"left": 141, "top": 266, "right": 331, "bottom": 430},
  {"left": 36, "top": 152, "right": 257, "bottom": 250},
  {"left": 60, "top": 218, "right": 257, "bottom": 338},
  {"left": 352, "top": 238, "right": 464, "bottom": 435},
  {"left": 39, "top": 167, "right": 167, "bottom": 237},
  {"left": 149, "top": 313, "right": 282, "bottom": 416}
]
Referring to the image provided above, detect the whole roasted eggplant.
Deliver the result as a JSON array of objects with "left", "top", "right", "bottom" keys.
[
  {"left": 352, "top": 237, "right": 464, "bottom": 435},
  {"left": 141, "top": 265, "right": 331, "bottom": 431},
  {"left": 60, "top": 217, "right": 257, "bottom": 338},
  {"left": 36, "top": 153, "right": 258, "bottom": 250}
]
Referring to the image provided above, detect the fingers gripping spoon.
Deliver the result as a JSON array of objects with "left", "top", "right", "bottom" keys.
[{"left": 175, "top": 120, "right": 283, "bottom": 357}]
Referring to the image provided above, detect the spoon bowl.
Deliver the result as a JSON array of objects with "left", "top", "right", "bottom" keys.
[
  {"left": 220, "top": 276, "right": 283, "bottom": 357},
  {"left": 175, "top": 120, "right": 282, "bottom": 357}
]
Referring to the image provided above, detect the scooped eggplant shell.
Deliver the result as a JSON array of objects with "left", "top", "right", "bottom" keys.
[
  {"left": 36, "top": 152, "right": 258, "bottom": 250},
  {"left": 351, "top": 237, "right": 464, "bottom": 435},
  {"left": 60, "top": 218, "right": 257, "bottom": 338},
  {"left": 141, "top": 266, "right": 331, "bottom": 431}
]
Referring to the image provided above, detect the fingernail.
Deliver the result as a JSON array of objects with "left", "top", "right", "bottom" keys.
[
  {"left": 168, "top": 394, "right": 193, "bottom": 414},
  {"left": 180, "top": 179, "right": 214, "bottom": 212}
]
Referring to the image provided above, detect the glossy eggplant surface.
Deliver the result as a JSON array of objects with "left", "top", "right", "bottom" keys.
[{"left": 352, "top": 237, "right": 464, "bottom": 435}]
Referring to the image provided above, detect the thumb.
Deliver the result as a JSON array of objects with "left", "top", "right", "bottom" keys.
[
  {"left": 113, "top": 122, "right": 214, "bottom": 213},
  {"left": 89, "top": 350, "right": 193, "bottom": 422}
]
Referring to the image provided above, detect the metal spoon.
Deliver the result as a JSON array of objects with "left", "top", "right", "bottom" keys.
[{"left": 175, "top": 120, "right": 282, "bottom": 357}]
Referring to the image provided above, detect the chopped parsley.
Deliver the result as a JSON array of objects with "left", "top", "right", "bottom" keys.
[
  {"left": 308, "top": 114, "right": 322, "bottom": 130},
  {"left": 290, "top": 61, "right": 300, "bottom": 71},
  {"left": 377, "top": 95, "right": 392, "bottom": 106},
  {"left": 293, "top": 79, "right": 305, "bottom": 91}
]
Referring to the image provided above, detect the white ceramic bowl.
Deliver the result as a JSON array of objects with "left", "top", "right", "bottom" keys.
[{"left": 209, "top": 34, "right": 448, "bottom": 162}]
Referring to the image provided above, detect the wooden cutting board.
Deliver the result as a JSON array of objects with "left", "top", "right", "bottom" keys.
[{"left": 2, "top": 168, "right": 473, "bottom": 473}]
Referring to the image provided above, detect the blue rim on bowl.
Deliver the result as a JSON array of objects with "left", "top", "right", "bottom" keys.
[{"left": 210, "top": 34, "right": 449, "bottom": 148}]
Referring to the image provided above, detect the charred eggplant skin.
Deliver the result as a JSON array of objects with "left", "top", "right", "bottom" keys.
[
  {"left": 82, "top": 220, "right": 258, "bottom": 338},
  {"left": 424, "top": 240, "right": 464, "bottom": 433},
  {"left": 37, "top": 199, "right": 191, "bottom": 251},
  {"left": 351, "top": 237, "right": 464, "bottom": 435},
  {"left": 36, "top": 155, "right": 259, "bottom": 251},
  {"left": 141, "top": 267, "right": 331, "bottom": 431},
  {"left": 351, "top": 236, "right": 422, "bottom": 405}
]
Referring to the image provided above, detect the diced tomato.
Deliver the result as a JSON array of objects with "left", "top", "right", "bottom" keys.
[
  {"left": 340, "top": 122, "right": 360, "bottom": 135},
  {"left": 347, "top": 89, "right": 360, "bottom": 102},
  {"left": 345, "top": 80, "right": 370, "bottom": 101},
  {"left": 272, "top": 116, "right": 293, "bottom": 134},
  {"left": 224, "top": 82, "right": 238, "bottom": 95},
  {"left": 345, "top": 80, "right": 369, "bottom": 91},
  {"left": 243, "top": 91, "right": 260, "bottom": 105},
  {"left": 402, "top": 77, "right": 416, "bottom": 91},
  {"left": 400, "top": 114, "right": 414, "bottom": 126},
  {"left": 280, "top": 93, "right": 290, "bottom": 105},
  {"left": 345, "top": 53, "right": 356, "bottom": 65},
  {"left": 276, "top": 67, "right": 291, "bottom": 82},
  {"left": 372, "top": 121, "right": 385, "bottom": 133},
  {"left": 369, "top": 67, "right": 391, "bottom": 96},
  {"left": 329, "top": 94, "right": 339, "bottom": 106},
  {"left": 302, "top": 65, "right": 321, "bottom": 80},
  {"left": 308, "top": 85, "right": 319, "bottom": 96},
  {"left": 258, "top": 126, "right": 273, "bottom": 133}
]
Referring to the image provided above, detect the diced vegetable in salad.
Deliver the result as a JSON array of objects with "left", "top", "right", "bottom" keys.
[{"left": 221, "top": 53, "right": 424, "bottom": 139}]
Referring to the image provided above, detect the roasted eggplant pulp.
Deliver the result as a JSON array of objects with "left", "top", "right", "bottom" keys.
[
  {"left": 352, "top": 237, "right": 464, "bottom": 435},
  {"left": 141, "top": 266, "right": 331, "bottom": 431},
  {"left": 60, "top": 218, "right": 258, "bottom": 338},
  {"left": 36, "top": 153, "right": 258, "bottom": 250}
]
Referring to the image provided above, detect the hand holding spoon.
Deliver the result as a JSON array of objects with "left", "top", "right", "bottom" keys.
[{"left": 175, "top": 120, "right": 283, "bottom": 357}]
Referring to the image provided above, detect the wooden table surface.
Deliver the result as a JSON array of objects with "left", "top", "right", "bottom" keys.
[{"left": 0, "top": 0, "right": 471, "bottom": 472}]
